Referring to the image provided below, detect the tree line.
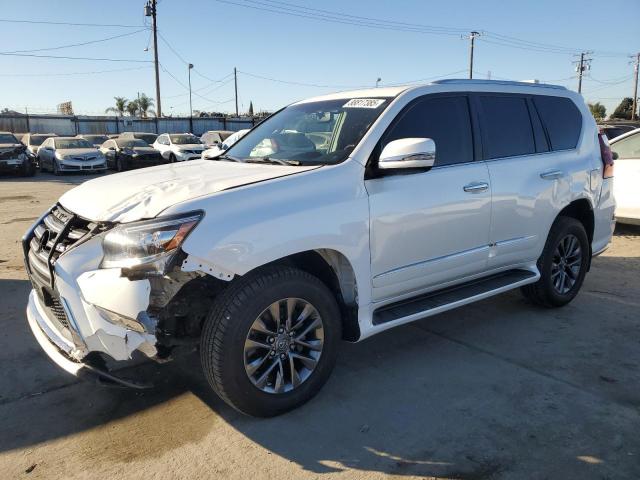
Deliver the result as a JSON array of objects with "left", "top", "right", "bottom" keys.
[{"left": 588, "top": 98, "right": 638, "bottom": 122}]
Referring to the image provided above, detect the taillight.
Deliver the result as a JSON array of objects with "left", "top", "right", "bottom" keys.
[{"left": 598, "top": 132, "right": 614, "bottom": 179}]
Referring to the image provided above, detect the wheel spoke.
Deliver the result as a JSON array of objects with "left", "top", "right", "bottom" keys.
[
  {"left": 245, "top": 352, "right": 270, "bottom": 376},
  {"left": 290, "top": 303, "right": 314, "bottom": 331},
  {"left": 274, "top": 359, "right": 285, "bottom": 393},
  {"left": 295, "top": 316, "right": 321, "bottom": 341},
  {"left": 294, "top": 338, "right": 323, "bottom": 351},
  {"left": 245, "top": 337, "right": 271, "bottom": 351},
  {"left": 269, "top": 301, "right": 282, "bottom": 331},
  {"left": 288, "top": 355, "right": 301, "bottom": 388},
  {"left": 254, "top": 358, "right": 279, "bottom": 389},
  {"left": 285, "top": 298, "right": 296, "bottom": 331},
  {"left": 252, "top": 317, "right": 276, "bottom": 335},
  {"left": 291, "top": 352, "right": 317, "bottom": 370}
]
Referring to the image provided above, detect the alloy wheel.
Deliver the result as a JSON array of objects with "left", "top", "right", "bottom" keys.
[
  {"left": 243, "top": 298, "right": 324, "bottom": 394},
  {"left": 551, "top": 233, "right": 582, "bottom": 294}
]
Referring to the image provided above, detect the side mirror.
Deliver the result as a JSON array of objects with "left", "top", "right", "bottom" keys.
[
  {"left": 612, "top": 151, "right": 619, "bottom": 160},
  {"left": 378, "top": 138, "right": 436, "bottom": 170}
]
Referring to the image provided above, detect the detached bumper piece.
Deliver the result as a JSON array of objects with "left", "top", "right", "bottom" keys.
[{"left": 27, "top": 290, "right": 152, "bottom": 389}]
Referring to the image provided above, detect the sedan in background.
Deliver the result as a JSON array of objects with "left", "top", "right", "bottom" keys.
[
  {"left": 22, "top": 133, "right": 57, "bottom": 160},
  {"left": 100, "top": 138, "right": 164, "bottom": 171},
  {"left": 77, "top": 134, "right": 109, "bottom": 148},
  {"left": 118, "top": 131, "right": 158, "bottom": 145},
  {"left": 38, "top": 137, "right": 106, "bottom": 175},
  {"left": 153, "top": 133, "right": 205, "bottom": 162},
  {"left": 0, "top": 131, "right": 36, "bottom": 176},
  {"left": 201, "top": 130, "right": 233, "bottom": 148},
  {"left": 598, "top": 124, "right": 637, "bottom": 140},
  {"left": 202, "top": 129, "right": 249, "bottom": 159},
  {"left": 610, "top": 127, "right": 640, "bottom": 225}
]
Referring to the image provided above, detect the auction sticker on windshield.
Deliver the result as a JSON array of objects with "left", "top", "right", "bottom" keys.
[{"left": 343, "top": 98, "right": 386, "bottom": 109}]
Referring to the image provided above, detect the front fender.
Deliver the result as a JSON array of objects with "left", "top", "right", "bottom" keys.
[{"left": 172, "top": 160, "right": 373, "bottom": 305}]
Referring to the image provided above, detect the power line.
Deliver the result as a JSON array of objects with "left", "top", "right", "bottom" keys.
[
  {"left": 0, "top": 18, "right": 144, "bottom": 28},
  {"left": 214, "top": 0, "right": 631, "bottom": 57},
  {"left": 0, "top": 52, "right": 152, "bottom": 62},
  {"left": 0, "top": 28, "right": 148, "bottom": 54}
]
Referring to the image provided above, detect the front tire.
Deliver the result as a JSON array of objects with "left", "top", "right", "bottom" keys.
[
  {"left": 53, "top": 159, "right": 61, "bottom": 176},
  {"left": 116, "top": 156, "right": 124, "bottom": 172},
  {"left": 521, "top": 216, "right": 589, "bottom": 307},
  {"left": 169, "top": 153, "right": 176, "bottom": 163},
  {"left": 200, "top": 266, "right": 341, "bottom": 417}
]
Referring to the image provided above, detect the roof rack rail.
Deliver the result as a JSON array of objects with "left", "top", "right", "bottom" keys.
[{"left": 431, "top": 79, "right": 567, "bottom": 90}]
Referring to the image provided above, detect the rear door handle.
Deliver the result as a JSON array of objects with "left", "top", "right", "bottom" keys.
[
  {"left": 540, "top": 170, "right": 564, "bottom": 180},
  {"left": 463, "top": 182, "right": 489, "bottom": 193}
]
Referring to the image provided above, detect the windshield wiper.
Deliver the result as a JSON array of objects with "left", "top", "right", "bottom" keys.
[
  {"left": 244, "top": 157, "right": 301, "bottom": 166},
  {"left": 217, "top": 154, "right": 242, "bottom": 162}
]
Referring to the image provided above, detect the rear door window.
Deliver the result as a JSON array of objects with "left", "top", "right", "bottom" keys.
[
  {"left": 381, "top": 95, "right": 474, "bottom": 167},
  {"left": 478, "top": 95, "right": 535, "bottom": 159},
  {"left": 532, "top": 96, "right": 582, "bottom": 150}
]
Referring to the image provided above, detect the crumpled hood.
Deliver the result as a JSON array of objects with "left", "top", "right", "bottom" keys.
[{"left": 59, "top": 159, "right": 318, "bottom": 223}]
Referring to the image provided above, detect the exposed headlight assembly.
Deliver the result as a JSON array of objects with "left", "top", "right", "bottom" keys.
[{"left": 101, "top": 212, "right": 203, "bottom": 274}]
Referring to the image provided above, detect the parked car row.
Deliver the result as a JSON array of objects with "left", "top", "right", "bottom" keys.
[{"left": 0, "top": 129, "right": 250, "bottom": 177}]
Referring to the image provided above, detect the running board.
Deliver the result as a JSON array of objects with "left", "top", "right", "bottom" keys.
[{"left": 372, "top": 269, "right": 538, "bottom": 326}]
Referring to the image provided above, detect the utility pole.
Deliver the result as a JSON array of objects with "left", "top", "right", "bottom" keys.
[
  {"left": 375, "top": 77, "right": 382, "bottom": 88},
  {"left": 573, "top": 51, "right": 592, "bottom": 94},
  {"left": 145, "top": 0, "right": 162, "bottom": 117},
  {"left": 463, "top": 31, "right": 480, "bottom": 79},
  {"left": 631, "top": 52, "right": 639, "bottom": 121},
  {"left": 234, "top": 67, "right": 239, "bottom": 117},
  {"left": 188, "top": 63, "right": 194, "bottom": 132}
]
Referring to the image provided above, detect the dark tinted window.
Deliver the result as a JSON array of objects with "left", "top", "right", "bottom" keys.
[
  {"left": 479, "top": 96, "right": 535, "bottom": 159},
  {"left": 528, "top": 99, "right": 549, "bottom": 153},
  {"left": 533, "top": 96, "right": 581, "bottom": 150},
  {"left": 382, "top": 95, "right": 473, "bottom": 167}
]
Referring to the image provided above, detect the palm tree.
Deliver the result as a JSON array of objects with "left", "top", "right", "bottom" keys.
[
  {"left": 125, "top": 100, "right": 139, "bottom": 117},
  {"left": 105, "top": 96, "right": 127, "bottom": 116},
  {"left": 137, "top": 93, "right": 155, "bottom": 118}
]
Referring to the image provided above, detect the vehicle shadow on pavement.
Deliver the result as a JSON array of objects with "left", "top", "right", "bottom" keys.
[{"left": 1, "top": 249, "right": 639, "bottom": 478}]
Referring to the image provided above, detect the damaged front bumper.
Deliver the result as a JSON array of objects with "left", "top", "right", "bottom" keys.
[
  {"left": 23, "top": 204, "right": 222, "bottom": 387},
  {"left": 26, "top": 290, "right": 152, "bottom": 388}
]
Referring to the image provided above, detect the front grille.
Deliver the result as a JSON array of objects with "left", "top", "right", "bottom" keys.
[
  {"left": 72, "top": 156, "right": 97, "bottom": 161},
  {"left": 24, "top": 204, "right": 97, "bottom": 327}
]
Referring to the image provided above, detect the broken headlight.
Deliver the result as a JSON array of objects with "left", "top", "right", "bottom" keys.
[{"left": 101, "top": 212, "right": 202, "bottom": 272}]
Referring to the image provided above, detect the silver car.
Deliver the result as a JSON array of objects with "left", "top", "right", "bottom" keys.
[{"left": 38, "top": 137, "right": 107, "bottom": 175}]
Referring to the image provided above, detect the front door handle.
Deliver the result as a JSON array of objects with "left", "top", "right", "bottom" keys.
[
  {"left": 540, "top": 170, "right": 564, "bottom": 180},
  {"left": 463, "top": 182, "right": 489, "bottom": 193}
]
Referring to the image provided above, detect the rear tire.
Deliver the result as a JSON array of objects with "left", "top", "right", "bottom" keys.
[
  {"left": 200, "top": 265, "right": 341, "bottom": 417},
  {"left": 521, "top": 216, "right": 589, "bottom": 307}
]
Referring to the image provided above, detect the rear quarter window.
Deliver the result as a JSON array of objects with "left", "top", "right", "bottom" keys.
[{"left": 533, "top": 96, "right": 582, "bottom": 151}]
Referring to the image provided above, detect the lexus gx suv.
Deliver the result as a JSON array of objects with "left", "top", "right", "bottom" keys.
[{"left": 24, "top": 80, "right": 615, "bottom": 417}]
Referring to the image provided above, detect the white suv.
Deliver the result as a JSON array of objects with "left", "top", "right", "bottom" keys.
[
  {"left": 152, "top": 133, "right": 205, "bottom": 162},
  {"left": 23, "top": 80, "right": 615, "bottom": 417}
]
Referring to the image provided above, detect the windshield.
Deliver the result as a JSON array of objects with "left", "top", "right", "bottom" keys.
[
  {"left": 55, "top": 138, "right": 93, "bottom": 149},
  {"left": 116, "top": 139, "right": 148, "bottom": 148},
  {"left": 133, "top": 133, "right": 157, "bottom": 144},
  {"left": 0, "top": 133, "right": 19, "bottom": 144},
  {"left": 82, "top": 135, "right": 108, "bottom": 144},
  {"left": 226, "top": 98, "right": 391, "bottom": 165},
  {"left": 29, "top": 135, "right": 51, "bottom": 146},
  {"left": 170, "top": 134, "right": 201, "bottom": 145}
]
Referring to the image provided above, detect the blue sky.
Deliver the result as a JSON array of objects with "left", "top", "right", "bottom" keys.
[{"left": 0, "top": 0, "right": 638, "bottom": 116}]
